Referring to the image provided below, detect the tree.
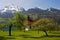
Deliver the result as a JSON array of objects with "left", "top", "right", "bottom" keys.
[
  {"left": 7, "top": 12, "right": 27, "bottom": 36},
  {"left": 9, "top": 23, "right": 12, "bottom": 36},
  {"left": 32, "top": 18, "right": 56, "bottom": 36},
  {"left": 7, "top": 19, "right": 13, "bottom": 36},
  {"left": 27, "top": 14, "right": 38, "bottom": 30},
  {"left": 28, "top": 14, "right": 37, "bottom": 21},
  {"left": 0, "top": 23, "right": 6, "bottom": 31},
  {"left": 13, "top": 12, "right": 27, "bottom": 30}
]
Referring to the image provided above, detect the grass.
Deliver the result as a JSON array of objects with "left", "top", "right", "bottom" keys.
[{"left": 0, "top": 31, "right": 60, "bottom": 40}]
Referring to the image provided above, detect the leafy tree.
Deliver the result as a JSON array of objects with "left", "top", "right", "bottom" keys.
[
  {"left": 7, "top": 12, "right": 27, "bottom": 36},
  {"left": 29, "top": 14, "right": 37, "bottom": 21},
  {"left": 0, "top": 23, "right": 6, "bottom": 31},
  {"left": 32, "top": 18, "right": 56, "bottom": 36},
  {"left": 27, "top": 14, "right": 38, "bottom": 30},
  {"left": 13, "top": 12, "right": 27, "bottom": 30}
]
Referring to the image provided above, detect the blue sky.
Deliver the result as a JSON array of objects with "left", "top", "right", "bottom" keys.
[{"left": 0, "top": 0, "right": 60, "bottom": 10}]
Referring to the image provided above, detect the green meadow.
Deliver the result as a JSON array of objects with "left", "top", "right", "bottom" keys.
[{"left": 0, "top": 31, "right": 60, "bottom": 40}]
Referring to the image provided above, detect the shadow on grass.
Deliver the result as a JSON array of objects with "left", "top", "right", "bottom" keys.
[
  {"left": 51, "top": 32, "right": 60, "bottom": 34},
  {"left": 19, "top": 34, "right": 31, "bottom": 37},
  {"left": 0, "top": 36, "right": 6, "bottom": 40},
  {"left": 47, "top": 35, "right": 60, "bottom": 37},
  {"left": 4, "top": 35, "right": 16, "bottom": 39},
  {"left": 23, "top": 35, "right": 60, "bottom": 39},
  {"left": 5, "top": 37, "right": 15, "bottom": 39},
  {"left": 0, "top": 36, "right": 16, "bottom": 40}
]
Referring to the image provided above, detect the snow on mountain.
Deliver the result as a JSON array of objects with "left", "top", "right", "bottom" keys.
[
  {"left": 0, "top": 4, "right": 20, "bottom": 18},
  {"left": 1, "top": 4, "right": 19, "bottom": 13}
]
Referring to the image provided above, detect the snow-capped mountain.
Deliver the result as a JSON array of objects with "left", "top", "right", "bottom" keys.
[
  {"left": 1, "top": 4, "right": 19, "bottom": 13},
  {"left": 0, "top": 4, "right": 20, "bottom": 18}
]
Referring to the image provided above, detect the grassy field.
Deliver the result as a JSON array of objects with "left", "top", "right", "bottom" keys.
[{"left": 0, "top": 31, "right": 60, "bottom": 40}]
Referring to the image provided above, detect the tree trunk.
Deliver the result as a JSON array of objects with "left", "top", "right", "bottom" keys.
[
  {"left": 24, "top": 27, "right": 25, "bottom": 32},
  {"left": 9, "top": 24, "right": 12, "bottom": 36},
  {"left": 43, "top": 30, "right": 48, "bottom": 36},
  {"left": 29, "top": 25, "right": 32, "bottom": 30}
]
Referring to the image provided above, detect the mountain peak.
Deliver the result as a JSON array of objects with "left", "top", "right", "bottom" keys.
[{"left": 1, "top": 4, "right": 19, "bottom": 13}]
